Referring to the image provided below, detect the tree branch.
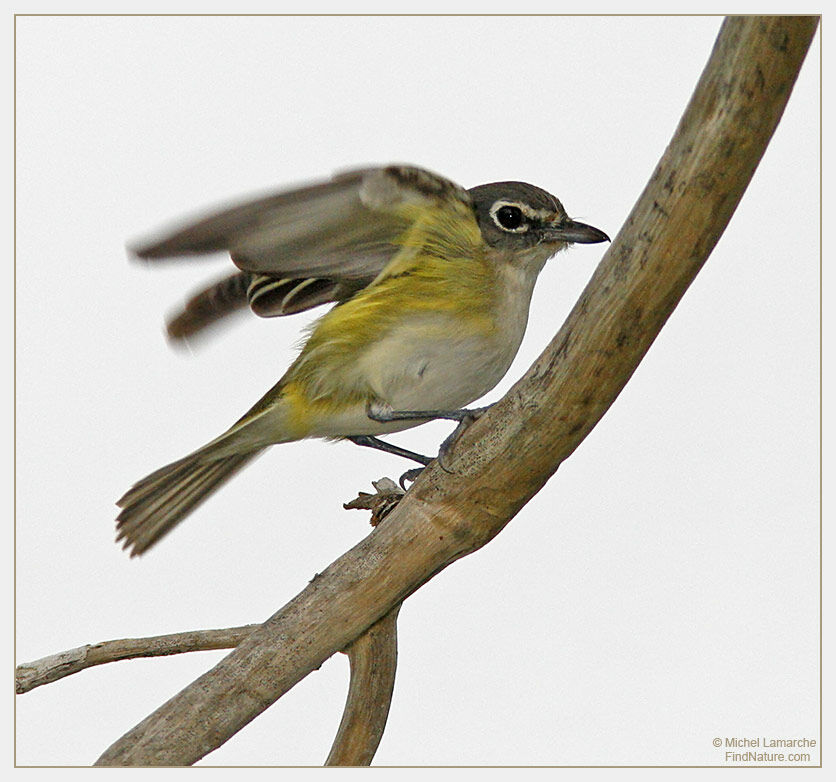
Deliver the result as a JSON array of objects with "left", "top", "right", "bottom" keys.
[
  {"left": 15, "top": 626, "right": 259, "bottom": 694},
  {"left": 325, "top": 605, "right": 401, "bottom": 766},
  {"left": 92, "top": 16, "right": 818, "bottom": 766},
  {"left": 16, "top": 610, "right": 402, "bottom": 766},
  {"left": 17, "top": 478, "right": 406, "bottom": 696}
]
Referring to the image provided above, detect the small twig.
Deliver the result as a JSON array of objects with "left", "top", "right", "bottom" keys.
[
  {"left": 326, "top": 605, "right": 402, "bottom": 766},
  {"left": 343, "top": 477, "right": 405, "bottom": 526},
  {"left": 15, "top": 625, "right": 259, "bottom": 694}
]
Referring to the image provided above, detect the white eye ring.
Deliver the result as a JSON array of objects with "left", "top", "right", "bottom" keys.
[{"left": 490, "top": 201, "right": 529, "bottom": 233}]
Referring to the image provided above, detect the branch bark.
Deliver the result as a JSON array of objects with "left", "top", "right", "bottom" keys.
[
  {"left": 15, "top": 626, "right": 259, "bottom": 695},
  {"left": 325, "top": 605, "right": 401, "bottom": 766},
  {"left": 93, "top": 16, "right": 818, "bottom": 766}
]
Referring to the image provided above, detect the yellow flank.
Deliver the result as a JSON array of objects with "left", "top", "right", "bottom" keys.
[{"left": 278, "top": 378, "right": 360, "bottom": 439}]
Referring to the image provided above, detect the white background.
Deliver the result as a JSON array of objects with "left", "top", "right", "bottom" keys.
[{"left": 13, "top": 13, "right": 821, "bottom": 767}]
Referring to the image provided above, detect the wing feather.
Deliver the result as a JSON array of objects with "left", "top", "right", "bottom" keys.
[
  {"left": 133, "top": 170, "right": 368, "bottom": 259},
  {"left": 133, "top": 166, "right": 476, "bottom": 339},
  {"left": 132, "top": 166, "right": 472, "bottom": 280}
]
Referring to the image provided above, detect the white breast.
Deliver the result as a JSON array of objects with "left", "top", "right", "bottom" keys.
[{"left": 358, "top": 261, "right": 539, "bottom": 413}]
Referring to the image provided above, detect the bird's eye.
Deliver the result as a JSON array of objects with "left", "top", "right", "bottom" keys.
[{"left": 495, "top": 205, "right": 525, "bottom": 231}]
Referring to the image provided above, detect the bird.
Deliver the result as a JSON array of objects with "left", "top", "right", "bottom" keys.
[{"left": 116, "top": 165, "right": 609, "bottom": 555}]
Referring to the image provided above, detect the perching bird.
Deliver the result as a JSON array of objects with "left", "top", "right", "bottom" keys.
[{"left": 116, "top": 165, "right": 609, "bottom": 555}]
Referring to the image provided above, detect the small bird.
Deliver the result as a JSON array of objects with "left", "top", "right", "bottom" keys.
[{"left": 116, "top": 165, "right": 609, "bottom": 555}]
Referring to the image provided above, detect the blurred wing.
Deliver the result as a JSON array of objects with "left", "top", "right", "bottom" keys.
[
  {"left": 164, "top": 270, "right": 369, "bottom": 341},
  {"left": 165, "top": 271, "right": 251, "bottom": 340},
  {"left": 132, "top": 165, "right": 473, "bottom": 282}
]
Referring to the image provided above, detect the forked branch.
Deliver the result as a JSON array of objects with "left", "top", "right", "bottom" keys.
[
  {"left": 16, "top": 612, "right": 401, "bottom": 767},
  {"left": 325, "top": 605, "right": 402, "bottom": 766}
]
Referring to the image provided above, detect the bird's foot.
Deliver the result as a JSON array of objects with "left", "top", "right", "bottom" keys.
[
  {"left": 357, "top": 402, "right": 495, "bottom": 483},
  {"left": 436, "top": 405, "right": 492, "bottom": 472}
]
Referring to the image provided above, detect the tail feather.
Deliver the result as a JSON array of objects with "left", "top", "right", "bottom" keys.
[{"left": 116, "top": 449, "right": 262, "bottom": 556}]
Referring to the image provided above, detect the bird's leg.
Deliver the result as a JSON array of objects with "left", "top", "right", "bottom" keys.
[
  {"left": 366, "top": 401, "right": 494, "bottom": 476},
  {"left": 367, "top": 400, "right": 494, "bottom": 425},
  {"left": 346, "top": 435, "right": 433, "bottom": 466},
  {"left": 347, "top": 435, "right": 432, "bottom": 491}
]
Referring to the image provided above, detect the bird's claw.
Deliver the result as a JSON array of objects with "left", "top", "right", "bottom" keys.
[
  {"left": 398, "top": 467, "right": 425, "bottom": 489},
  {"left": 437, "top": 405, "right": 492, "bottom": 472}
]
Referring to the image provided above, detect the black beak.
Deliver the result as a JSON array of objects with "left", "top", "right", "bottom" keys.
[{"left": 544, "top": 219, "right": 610, "bottom": 244}]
